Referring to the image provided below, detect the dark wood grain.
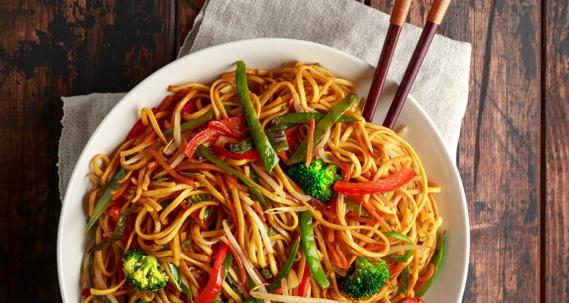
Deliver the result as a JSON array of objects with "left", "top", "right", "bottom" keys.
[
  {"left": 371, "top": 1, "right": 543, "bottom": 302},
  {"left": 176, "top": 0, "right": 206, "bottom": 50},
  {"left": 0, "top": 1, "right": 177, "bottom": 301},
  {"left": 544, "top": 0, "right": 569, "bottom": 301},
  {"left": 457, "top": 1, "right": 541, "bottom": 302}
]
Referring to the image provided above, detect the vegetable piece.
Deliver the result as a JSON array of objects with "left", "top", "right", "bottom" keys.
[
  {"left": 185, "top": 116, "right": 246, "bottom": 158},
  {"left": 305, "top": 118, "right": 315, "bottom": 167},
  {"left": 164, "top": 110, "right": 215, "bottom": 137},
  {"left": 400, "top": 299, "right": 425, "bottom": 303},
  {"left": 383, "top": 232, "right": 414, "bottom": 262},
  {"left": 122, "top": 250, "right": 169, "bottom": 291},
  {"left": 194, "top": 243, "right": 230, "bottom": 303},
  {"left": 126, "top": 108, "right": 158, "bottom": 140},
  {"left": 297, "top": 262, "right": 311, "bottom": 297},
  {"left": 288, "top": 159, "right": 342, "bottom": 202},
  {"left": 415, "top": 232, "right": 447, "bottom": 297},
  {"left": 214, "top": 145, "right": 259, "bottom": 160},
  {"left": 333, "top": 168, "right": 414, "bottom": 195},
  {"left": 92, "top": 204, "right": 136, "bottom": 251},
  {"left": 288, "top": 94, "right": 359, "bottom": 164},
  {"left": 299, "top": 212, "right": 330, "bottom": 289},
  {"left": 338, "top": 256, "right": 389, "bottom": 299},
  {"left": 266, "top": 128, "right": 289, "bottom": 152},
  {"left": 85, "top": 168, "right": 127, "bottom": 232},
  {"left": 268, "top": 238, "right": 301, "bottom": 293},
  {"left": 198, "top": 145, "right": 267, "bottom": 207},
  {"left": 397, "top": 265, "right": 410, "bottom": 295},
  {"left": 344, "top": 198, "right": 369, "bottom": 217},
  {"left": 226, "top": 128, "right": 289, "bottom": 154},
  {"left": 235, "top": 61, "right": 279, "bottom": 172},
  {"left": 168, "top": 263, "right": 193, "bottom": 298},
  {"left": 271, "top": 112, "right": 360, "bottom": 126}
]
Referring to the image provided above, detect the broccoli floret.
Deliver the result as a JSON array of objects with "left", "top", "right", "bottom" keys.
[
  {"left": 123, "top": 250, "right": 168, "bottom": 292},
  {"left": 339, "top": 256, "right": 389, "bottom": 299},
  {"left": 287, "top": 159, "right": 342, "bottom": 202}
]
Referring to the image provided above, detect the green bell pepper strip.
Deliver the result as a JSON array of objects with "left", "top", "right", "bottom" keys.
[
  {"left": 198, "top": 144, "right": 267, "bottom": 208},
  {"left": 288, "top": 94, "right": 359, "bottom": 164},
  {"left": 397, "top": 265, "right": 410, "bottom": 295},
  {"left": 299, "top": 212, "right": 330, "bottom": 289},
  {"left": 271, "top": 112, "right": 360, "bottom": 126},
  {"left": 164, "top": 110, "right": 215, "bottom": 137},
  {"left": 167, "top": 263, "right": 192, "bottom": 298},
  {"left": 85, "top": 167, "right": 127, "bottom": 232},
  {"left": 226, "top": 128, "right": 289, "bottom": 154},
  {"left": 415, "top": 232, "right": 447, "bottom": 297},
  {"left": 91, "top": 204, "right": 136, "bottom": 251},
  {"left": 236, "top": 61, "right": 279, "bottom": 172},
  {"left": 344, "top": 198, "right": 369, "bottom": 217},
  {"left": 383, "top": 231, "right": 414, "bottom": 262},
  {"left": 268, "top": 237, "right": 301, "bottom": 293}
]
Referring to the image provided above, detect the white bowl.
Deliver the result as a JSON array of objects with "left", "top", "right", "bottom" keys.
[{"left": 58, "top": 38, "right": 469, "bottom": 303}]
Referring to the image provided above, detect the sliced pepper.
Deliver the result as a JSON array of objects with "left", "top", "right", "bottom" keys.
[
  {"left": 235, "top": 61, "right": 279, "bottom": 172},
  {"left": 288, "top": 94, "right": 359, "bottom": 164},
  {"left": 333, "top": 168, "right": 414, "bottom": 195},
  {"left": 126, "top": 108, "right": 158, "bottom": 140},
  {"left": 415, "top": 232, "right": 446, "bottom": 297},
  {"left": 268, "top": 238, "right": 301, "bottom": 293},
  {"left": 164, "top": 110, "right": 214, "bottom": 137},
  {"left": 92, "top": 204, "right": 136, "bottom": 251},
  {"left": 194, "top": 243, "right": 230, "bottom": 303},
  {"left": 184, "top": 116, "right": 246, "bottom": 158},
  {"left": 397, "top": 265, "right": 410, "bottom": 295},
  {"left": 85, "top": 167, "right": 127, "bottom": 232},
  {"left": 214, "top": 146, "right": 259, "bottom": 160},
  {"left": 299, "top": 212, "right": 330, "bottom": 289},
  {"left": 271, "top": 112, "right": 360, "bottom": 126}
]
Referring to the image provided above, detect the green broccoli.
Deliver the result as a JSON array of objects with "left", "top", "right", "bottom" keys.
[
  {"left": 287, "top": 159, "right": 342, "bottom": 202},
  {"left": 123, "top": 250, "right": 169, "bottom": 291},
  {"left": 339, "top": 256, "right": 390, "bottom": 299}
]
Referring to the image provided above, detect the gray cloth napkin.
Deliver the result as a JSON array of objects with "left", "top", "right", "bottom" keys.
[{"left": 58, "top": 0, "right": 471, "bottom": 197}]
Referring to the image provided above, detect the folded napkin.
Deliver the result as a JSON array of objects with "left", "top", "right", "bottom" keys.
[{"left": 58, "top": 0, "right": 471, "bottom": 197}]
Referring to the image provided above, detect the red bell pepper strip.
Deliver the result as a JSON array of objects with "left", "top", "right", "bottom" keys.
[
  {"left": 107, "top": 205, "right": 121, "bottom": 223},
  {"left": 208, "top": 116, "right": 246, "bottom": 140},
  {"left": 213, "top": 146, "right": 259, "bottom": 160},
  {"left": 126, "top": 108, "right": 158, "bottom": 140},
  {"left": 298, "top": 262, "right": 311, "bottom": 297},
  {"left": 399, "top": 298, "right": 425, "bottom": 303},
  {"left": 185, "top": 128, "right": 219, "bottom": 158},
  {"left": 183, "top": 100, "right": 196, "bottom": 113},
  {"left": 333, "top": 168, "right": 415, "bottom": 195},
  {"left": 81, "top": 288, "right": 91, "bottom": 298},
  {"left": 194, "top": 243, "right": 230, "bottom": 303},
  {"left": 185, "top": 116, "right": 246, "bottom": 158}
]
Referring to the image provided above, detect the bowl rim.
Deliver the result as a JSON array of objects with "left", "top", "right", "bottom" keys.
[{"left": 57, "top": 37, "right": 469, "bottom": 302}]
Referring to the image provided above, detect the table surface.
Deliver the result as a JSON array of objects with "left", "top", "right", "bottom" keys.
[{"left": 0, "top": 0, "right": 567, "bottom": 302}]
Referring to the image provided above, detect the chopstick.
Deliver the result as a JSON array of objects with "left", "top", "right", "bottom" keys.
[
  {"left": 362, "top": 0, "right": 412, "bottom": 122},
  {"left": 382, "top": 0, "right": 451, "bottom": 129}
]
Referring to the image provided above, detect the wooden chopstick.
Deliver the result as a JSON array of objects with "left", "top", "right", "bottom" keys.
[
  {"left": 382, "top": 0, "right": 452, "bottom": 129},
  {"left": 362, "top": 0, "right": 412, "bottom": 122}
]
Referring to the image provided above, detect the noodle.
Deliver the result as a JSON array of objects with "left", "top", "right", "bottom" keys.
[{"left": 81, "top": 62, "right": 442, "bottom": 303}]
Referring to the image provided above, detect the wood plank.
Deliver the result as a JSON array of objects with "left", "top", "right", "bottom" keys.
[
  {"left": 0, "top": 0, "right": 176, "bottom": 301},
  {"left": 176, "top": 0, "right": 206, "bottom": 50},
  {"left": 453, "top": 1, "right": 541, "bottom": 302},
  {"left": 544, "top": 0, "right": 569, "bottom": 302},
  {"left": 369, "top": 1, "right": 542, "bottom": 302}
]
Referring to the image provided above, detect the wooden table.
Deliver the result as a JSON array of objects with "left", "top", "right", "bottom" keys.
[{"left": 0, "top": 0, "right": 566, "bottom": 302}]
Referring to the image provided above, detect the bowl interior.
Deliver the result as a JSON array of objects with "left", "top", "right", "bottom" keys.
[{"left": 58, "top": 38, "right": 468, "bottom": 303}]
